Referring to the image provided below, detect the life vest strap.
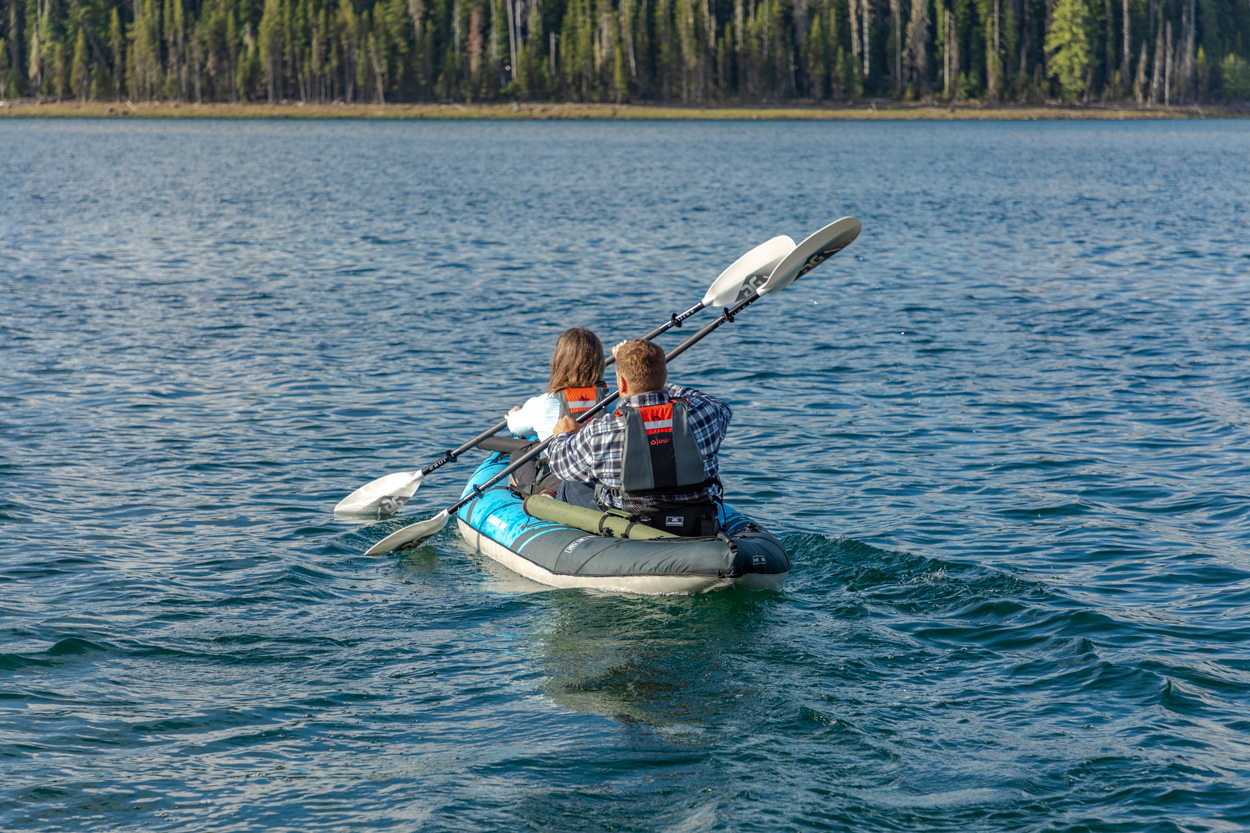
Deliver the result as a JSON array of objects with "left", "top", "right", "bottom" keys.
[{"left": 602, "top": 476, "right": 720, "bottom": 499}]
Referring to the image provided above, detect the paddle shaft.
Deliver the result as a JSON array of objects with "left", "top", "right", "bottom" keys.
[
  {"left": 413, "top": 299, "right": 710, "bottom": 478},
  {"left": 636, "top": 299, "right": 708, "bottom": 341},
  {"left": 437, "top": 290, "right": 765, "bottom": 520}
]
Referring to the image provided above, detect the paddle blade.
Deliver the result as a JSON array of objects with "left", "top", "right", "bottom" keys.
[
  {"left": 703, "top": 235, "right": 796, "bottom": 308},
  {"left": 759, "top": 217, "right": 861, "bottom": 295},
  {"left": 334, "top": 470, "right": 425, "bottom": 517},
  {"left": 364, "top": 510, "right": 451, "bottom": 556}
]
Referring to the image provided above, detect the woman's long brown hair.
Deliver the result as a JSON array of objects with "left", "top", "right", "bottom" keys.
[{"left": 547, "top": 327, "right": 606, "bottom": 393}]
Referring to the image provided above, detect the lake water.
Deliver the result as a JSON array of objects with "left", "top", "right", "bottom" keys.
[{"left": 2, "top": 117, "right": 1249, "bottom": 832}]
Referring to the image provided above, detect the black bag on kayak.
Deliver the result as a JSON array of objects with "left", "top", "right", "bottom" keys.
[
  {"left": 475, "top": 437, "right": 560, "bottom": 498},
  {"left": 632, "top": 502, "right": 721, "bottom": 538}
]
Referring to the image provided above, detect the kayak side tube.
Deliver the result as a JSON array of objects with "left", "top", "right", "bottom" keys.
[{"left": 454, "top": 453, "right": 790, "bottom": 594}]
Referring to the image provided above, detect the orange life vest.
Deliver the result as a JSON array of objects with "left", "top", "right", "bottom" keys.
[{"left": 558, "top": 383, "right": 607, "bottom": 419}]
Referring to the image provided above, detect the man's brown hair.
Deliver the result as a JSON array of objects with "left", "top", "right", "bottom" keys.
[
  {"left": 615, "top": 339, "right": 667, "bottom": 393},
  {"left": 547, "top": 327, "right": 605, "bottom": 392}
]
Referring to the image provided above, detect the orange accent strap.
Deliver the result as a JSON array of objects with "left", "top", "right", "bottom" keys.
[{"left": 639, "top": 403, "right": 674, "bottom": 435}]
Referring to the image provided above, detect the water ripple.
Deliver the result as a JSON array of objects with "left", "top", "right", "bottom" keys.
[{"left": 2, "top": 119, "right": 1249, "bottom": 832}]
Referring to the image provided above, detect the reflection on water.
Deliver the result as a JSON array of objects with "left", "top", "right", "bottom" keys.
[{"left": 534, "top": 591, "right": 776, "bottom": 729}]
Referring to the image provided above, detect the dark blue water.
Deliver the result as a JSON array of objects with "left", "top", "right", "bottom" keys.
[{"left": 3, "top": 119, "right": 1249, "bottom": 832}]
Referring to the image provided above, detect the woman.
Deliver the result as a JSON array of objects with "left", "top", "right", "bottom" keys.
[
  {"left": 506, "top": 327, "right": 607, "bottom": 441},
  {"left": 503, "top": 327, "right": 607, "bottom": 497}
]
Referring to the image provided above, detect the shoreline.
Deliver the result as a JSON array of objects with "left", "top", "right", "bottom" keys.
[{"left": 2, "top": 99, "right": 1245, "bottom": 120}]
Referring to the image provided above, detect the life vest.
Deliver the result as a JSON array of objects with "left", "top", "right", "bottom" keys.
[
  {"left": 557, "top": 383, "right": 608, "bottom": 419},
  {"left": 609, "top": 397, "right": 715, "bottom": 502}
]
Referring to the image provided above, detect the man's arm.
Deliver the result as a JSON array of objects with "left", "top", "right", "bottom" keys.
[
  {"left": 665, "top": 383, "right": 732, "bottom": 435},
  {"left": 547, "top": 422, "right": 599, "bottom": 484}
]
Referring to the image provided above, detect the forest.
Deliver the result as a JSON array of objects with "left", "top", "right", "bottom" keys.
[{"left": 2, "top": 0, "right": 1249, "bottom": 106}]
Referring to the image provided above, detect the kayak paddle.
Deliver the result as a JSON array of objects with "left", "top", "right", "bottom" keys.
[
  {"left": 361, "top": 218, "right": 860, "bottom": 555},
  {"left": 333, "top": 235, "right": 794, "bottom": 517},
  {"left": 760, "top": 216, "right": 862, "bottom": 295}
]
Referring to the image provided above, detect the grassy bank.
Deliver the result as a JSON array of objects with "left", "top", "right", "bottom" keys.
[{"left": 1, "top": 99, "right": 1243, "bottom": 120}]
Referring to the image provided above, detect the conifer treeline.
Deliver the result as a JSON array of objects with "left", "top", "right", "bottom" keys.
[{"left": 2, "top": 0, "right": 1248, "bottom": 105}]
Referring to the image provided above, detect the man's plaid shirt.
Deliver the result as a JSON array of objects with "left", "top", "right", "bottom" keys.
[{"left": 547, "top": 383, "right": 732, "bottom": 513}]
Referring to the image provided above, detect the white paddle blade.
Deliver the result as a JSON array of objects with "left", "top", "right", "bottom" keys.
[
  {"left": 334, "top": 470, "right": 425, "bottom": 517},
  {"left": 702, "top": 235, "right": 796, "bottom": 308},
  {"left": 364, "top": 510, "right": 451, "bottom": 556},
  {"left": 759, "top": 217, "right": 862, "bottom": 296}
]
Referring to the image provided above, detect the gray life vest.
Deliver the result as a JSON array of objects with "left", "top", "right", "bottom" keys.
[{"left": 606, "top": 398, "right": 715, "bottom": 503}]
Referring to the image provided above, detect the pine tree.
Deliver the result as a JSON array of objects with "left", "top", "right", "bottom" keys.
[
  {"left": 292, "top": 0, "right": 312, "bottom": 103},
  {"left": 1149, "top": 18, "right": 1162, "bottom": 104},
  {"left": 837, "top": 43, "right": 860, "bottom": 98},
  {"left": 368, "top": 27, "right": 386, "bottom": 101},
  {"left": 906, "top": 0, "right": 930, "bottom": 95},
  {"left": 357, "top": 9, "right": 374, "bottom": 100},
  {"left": 259, "top": 0, "right": 282, "bottom": 102},
  {"left": 611, "top": 8, "right": 627, "bottom": 101},
  {"left": 70, "top": 26, "right": 88, "bottom": 101},
  {"left": 849, "top": 0, "right": 860, "bottom": 75},
  {"left": 986, "top": 0, "right": 1002, "bottom": 100},
  {"left": 191, "top": 16, "right": 203, "bottom": 102},
  {"left": 1220, "top": 52, "right": 1249, "bottom": 101},
  {"left": 805, "top": 8, "right": 826, "bottom": 100},
  {"left": 1120, "top": 0, "right": 1130, "bottom": 92},
  {"left": 35, "top": 4, "right": 57, "bottom": 96},
  {"left": 53, "top": 38, "right": 68, "bottom": 98},
  {"left": 109, "top": 8, "right": 124, "bottom": 100},
  {"left": 310, "top": 4, "right": 326, "bottom": 101},
  {"left": 465, "top": 0, "right": 481, "bottom": 98},
  {"left": 168, "top": 0, "right": 188, "bottom": 100},
  {"left": 1195, "top": 44, "right": 1207, "bottom": 99},
  {"left": 132, "top": 0, "right": 163, "bottom": 101},
  {"left": 675, "top": 0, "right": 695, "bottom": 101},
  {"left": 621, "top": 0, "right": 638, "bottom": 87},
  {"left": 858, "top": 0, "right": 869, "bottom": 82},
  {"left": 653, "top": 0, "right": 673, "bottom": 100},
  {"left": 718, "top": 19, "right": 731, "bottom": 95},
  {"left": 891, "top": 0, "right": 902, "bottom": 94},
  {"left": 1045, "top": 0, "right": 1091, "bottom": 100},
  {"left": 407, "top": 0, "right": 428, "bottom": 99},
  {"left": 526, "top": 0, "right": 549, "bottom": 97},
  {"left": 28, "top": 7, "right": 42, "bottom": 94},
  {"left": 338, "top": 0, "right": 360, "bottom": 101},
  {"left": 573, "top": 0, "right": 593, "bottom": 99},
  {"left": 489, "top": 0, "right": 507, "bottom": 92},
  {"left": 1134, "top": 37, "right": 1146, "bottom": 102},
  {"left": 226, "top": 8, "right": 240, "bottom": 101},
  {"left": 238, "top": 21, "right": 259, "bottom": 100}
]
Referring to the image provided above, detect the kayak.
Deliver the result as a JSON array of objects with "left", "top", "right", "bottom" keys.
[{"left": 454, "top": 452, "right": 791, "bottom": 594}]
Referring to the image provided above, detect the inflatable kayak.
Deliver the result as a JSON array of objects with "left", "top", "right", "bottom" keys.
[{"left": 453, "top": 452, "right": 790, "bottom": 594}]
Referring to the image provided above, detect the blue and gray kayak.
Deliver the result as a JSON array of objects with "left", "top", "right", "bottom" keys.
[{"left": 454, "top": 452, "right": 791, "bottom": 594}]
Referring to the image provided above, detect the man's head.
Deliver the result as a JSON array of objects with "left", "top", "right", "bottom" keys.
[{"left": 614, "top": 339, "right": 667, "bottom": 395}]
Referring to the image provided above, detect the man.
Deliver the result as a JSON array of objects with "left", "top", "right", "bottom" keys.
[{"left": 546, "top": 339, "right": 731, "bottom": 535}]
